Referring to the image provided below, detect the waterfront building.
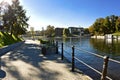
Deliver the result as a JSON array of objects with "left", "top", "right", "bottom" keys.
[
  {"left": 68, "top": 27, "right": 84, "bottom": 36},
  {"left": 55, "top": 28, "right": 64, "bottom": 37}
]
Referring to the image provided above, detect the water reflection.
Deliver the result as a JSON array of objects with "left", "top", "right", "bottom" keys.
[
  {"left": 56, "top": 37, "right": 92, "bottom": 50},
  {"left": 55, "top": 37, "right": 120, "bottom": 59},
  {"left": 90, "top": 38, "right": 120, "bottom": 56}
]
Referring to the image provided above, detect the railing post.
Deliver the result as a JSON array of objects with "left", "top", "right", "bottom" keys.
[
  {"left": 101, "top": 56, "right": 109, "bottom": 80},
  {"left": 72, "top": 46, "right": 75, "bottom": 72},
  {"left": 56, "top": 41, "right": 58, "bottom": 54},
  {"left": 61, "top": 43, "right": 64, "bottom": 60}
]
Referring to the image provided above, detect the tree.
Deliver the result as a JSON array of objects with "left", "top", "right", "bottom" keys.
[
  {"left": 2, "top": 0, "right": 29, "bottom": 35},
  {"left": 89, "top": 25, "right": 95, "bottom": 35},
  {"left": 109, "top": 15, "right": 118, "bottom": 33},
  {"left": 45, "top": 25, "right": 55, "bottom": 37},
  {"left": 89, "top": 15, "right": 120, "bottom": 35},
  {"left": 30, "top": 27, "right": 34, "bottom": 39},
  {"left": 103, "top": 16, "right": 111, "bottom": 34},
  {"left": 115, "top": 17, "right": 120, "bottom": 32},
  {"left": 63, "top": 28, "right": 70, "bottom": 37},
  {"left": 84, "top": 28, "right": 89, "bottom": 34},
  {"left": 0, "top": 1, "right": 10, "bottom": 30},
  {"left": 92, "top": 18, "right": 105, "bottom": 35}
]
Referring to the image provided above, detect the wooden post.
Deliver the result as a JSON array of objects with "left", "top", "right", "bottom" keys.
[
  {"left": 61, "top": 43, "right": 64, "bottom": 60},
  {"left": 101, "top": 56, "right": 109, "bottom": 80},
  {"left": 72, "top": 46, "right": 75, "bottom": 72},
  {"left": 53, "top": 40, "right": 55, "bottom": 45},
  {"left": 56, "top": 41, "right": 58, "bottom": 54}
]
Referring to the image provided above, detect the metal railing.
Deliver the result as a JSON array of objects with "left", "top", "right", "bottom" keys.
[{"left": 57, "top": 41, "right": 113, "bottom": 80}]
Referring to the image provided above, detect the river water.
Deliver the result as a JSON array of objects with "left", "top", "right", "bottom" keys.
[
  {"left": 56, "top": 37, "right": 120, "bottom": 60},
  {"left": 55, "top": 37, "right": 120, "bottom": 80}
]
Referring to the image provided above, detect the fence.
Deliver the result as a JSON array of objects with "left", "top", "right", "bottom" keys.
[{"left": 56, "top": 41, "right": 113, "bottom": 80}]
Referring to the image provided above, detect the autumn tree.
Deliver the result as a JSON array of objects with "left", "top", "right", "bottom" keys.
[
  {"left": 89, "top": 15, "right": 120, "bottom": 35},
  {"left": 84, "top": 28, "right": 90, "bottom": 34},
  {"left": 89, "top": 25, "right": 95, "bottom": 36}
]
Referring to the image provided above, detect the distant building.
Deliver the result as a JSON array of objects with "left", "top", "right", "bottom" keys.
[
  {"left": 68, "top": 27, "right": 84, "bottom": 36},
  {"left": 55, "top": 28, "right": 64, "bottom": 37}
]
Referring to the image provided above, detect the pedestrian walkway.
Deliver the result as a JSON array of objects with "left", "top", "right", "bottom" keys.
[{"left": 1, "top": 40, "right": 91, "bottom": 80}]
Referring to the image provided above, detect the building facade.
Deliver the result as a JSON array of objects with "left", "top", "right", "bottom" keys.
[
  {"left": 68, "top": 27, "right": 84, "bottom": 36},
  {"left": 55, "top": 28, "right": 64, "bottom": 37}
]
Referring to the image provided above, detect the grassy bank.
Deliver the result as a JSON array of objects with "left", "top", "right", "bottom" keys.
[
  {"left": 113, "top": 32, "right": 120, "bottom": 36},
  {"left": 0, "top": 31, "right": 22, "bottom": 47}
]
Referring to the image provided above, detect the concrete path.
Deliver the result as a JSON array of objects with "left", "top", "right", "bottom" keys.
[{"left": 0, "top": 40, "right": 91, "bottom": 80}]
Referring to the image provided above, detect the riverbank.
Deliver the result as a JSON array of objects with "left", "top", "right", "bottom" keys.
[
  {"left": 91, "top": 35, "right": 120, "bottom": 39},
  {"left": 0, "top": 31, "right": 22, "bottom": 47},
  {"left": 1, "top": 40, "right": 91, "bottom": 80}
]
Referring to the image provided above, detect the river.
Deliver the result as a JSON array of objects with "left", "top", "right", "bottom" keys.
[{"left": 55, "top": 37, "right": 120, "bottom": 80}]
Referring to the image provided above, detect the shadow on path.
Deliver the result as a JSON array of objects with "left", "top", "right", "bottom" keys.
[{"left": 1, "top": 40, "right": 84, "bottom": 80}]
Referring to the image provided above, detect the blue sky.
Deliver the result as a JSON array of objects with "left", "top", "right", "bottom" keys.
[{"left": 1, "top": 0, "right": 120, "bottom": 30}]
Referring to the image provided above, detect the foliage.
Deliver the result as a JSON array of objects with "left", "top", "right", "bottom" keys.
[
  {"left": 30, "top": 27, "right": 35, "bottom": 39},
  {"left": 38, "top": 39, "right": 50, "bottom": 44},
  {"left": 89, "top": 15, "right": 120, "bottom": 35},
  {"left": 45, "top": 25, "right": 55, "bottom": 37},
  {"left": 1, "top": 0, "right": 29, "bottom": 36},
  {"left": 113, "top": 32, "right": 120, "bottom": 36},
  {"left": 38, "top": 38, "right": 55, "bottom": 47},
  {"left": 0, "top": 31, "right": 22, "bottom": 47},
  {"left": 84, "top": 28, "right": 90, "bottom": 34},
  {"left": 88, "top": 25, "right": 95, "bottom": 35},
  {"left": 63, "top": 28, "right": 70, "bottom": 37}
]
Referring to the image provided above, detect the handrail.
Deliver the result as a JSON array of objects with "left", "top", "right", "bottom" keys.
[
  {"left": 75, "top": 47, "right": 120, "bottom": 64},
  {"left": 58, "top": 42, "right": 113, "bottom": 80},
  {"left": 74, "top": 57, "right": 112, "bottom": 80},
  {"left": 63, "top": 47, "right": 112, "bottom": 79},
  {"left": 63, "top": 43, "right": 120, "bottom": 64}
]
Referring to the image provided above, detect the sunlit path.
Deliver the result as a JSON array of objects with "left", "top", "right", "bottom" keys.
[{"left": 1, "top": 40, "right": 91, "bottom": 80}]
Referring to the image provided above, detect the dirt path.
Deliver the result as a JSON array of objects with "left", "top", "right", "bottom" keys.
[{"left": 1, "top": 40, "right": 91, "bottom": 80}]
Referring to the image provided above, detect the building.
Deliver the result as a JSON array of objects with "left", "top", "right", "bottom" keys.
[
  {"left": 55, "top": 28, "right": 64, "bottom": 37},
  {"left": 68, "top": 27, "right": 84, "bottom": 36}
]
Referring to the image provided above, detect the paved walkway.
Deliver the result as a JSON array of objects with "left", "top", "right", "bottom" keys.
[{"left": 0, "top": 40, "right": 91, "bottom": 80}]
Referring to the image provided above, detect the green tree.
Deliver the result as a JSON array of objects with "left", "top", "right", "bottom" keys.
[
  {"left": 115, "top": 17, "right": 120, "bottom": 32},
  {"left": 63, "top": 28, "right": 70, "bottom": 37},
  {"left": 30, "top": 27, "right": 34, "bottom": 39},
  {"left": 89, "top": 15, "right": 120, "bottom": 35},
  {"left": 45, "top": 25, "right": 55, "bottom": 37},
  {"left": 109, "top": 15, "right": 118, "bottom": 33},
  {"left": 103, "top": 16, "right": 111, "bottom": 34},
  {"left": 84, "top": 28, "right": 89, "bottom": 34},
  {"left": 2, "top": 0, "right": 29, "bottom": 36},
  {"left": 89, "top": 25, "right": 95, "bottom": 35},
  {"left": 92, "top": 18, "right": 105, "bottom": 35},
  {"left": 0, "top": 1, "right": 10, "bottom": 30}
]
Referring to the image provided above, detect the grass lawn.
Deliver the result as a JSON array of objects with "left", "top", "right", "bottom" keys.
[
  {"left": 113, "top": 32, "right": 120, "bottom": 36},
  {"left": 0, "top": 31, "right": 22, "bottom": 47}
]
